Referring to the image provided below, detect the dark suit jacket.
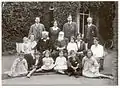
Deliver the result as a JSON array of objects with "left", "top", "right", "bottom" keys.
[
  {"left": 76, "top": 40, "right": 86, "bottom": 53},
  {"left": 63, "top": 22, "right": 78, "bottom": 40},
  {"left": 84, "top": 24, "right": 98, "bottom": 43},
  {"left": 36, "top": 38, "right": 52, "bottom": 53},
  {"left": 29, "top": 23, "right": 45, "bottom": 41}
]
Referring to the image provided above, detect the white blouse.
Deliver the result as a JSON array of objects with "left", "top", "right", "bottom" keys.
[
  {"left": 67, "top": 42, "right": 78, "bottom": 53},
  {"left": 91, "top": 44, "right": 104, "bottom": 58}
]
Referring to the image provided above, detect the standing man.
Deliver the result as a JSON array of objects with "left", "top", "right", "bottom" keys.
[
  {"left": 63, "top": 15, "right": 78, "bottom": 40},
  {"left": 28, "top": 17, "right": 45, "bottom": 42},
  {"left": 84, "top": 17, "right": 98, "bottom": 49}
]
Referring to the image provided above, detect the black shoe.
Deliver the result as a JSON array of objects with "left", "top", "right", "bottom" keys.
[
  {"left": 75, "top": 75, "right": 79, "bottom": 78},
  {"left": 68, "top": 73, "right": 72, "bottom": 76}
]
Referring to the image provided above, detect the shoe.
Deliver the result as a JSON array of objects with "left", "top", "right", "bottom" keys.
[
  {"left": 75, "top": 75, "right": 79, "bottom": 78},
  {"left": 67, "top": 73, "right": 72, "bottom": 76},
  {"left": 26, "top": 75, "right": 30, "bottom": 78},
  {"left": 58, "top": 70, "right": 65, "bottom": 74}
]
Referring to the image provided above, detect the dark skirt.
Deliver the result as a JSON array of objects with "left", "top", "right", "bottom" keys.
[{"left": 24, "top": 54, "right": 35, "bottom": 70}]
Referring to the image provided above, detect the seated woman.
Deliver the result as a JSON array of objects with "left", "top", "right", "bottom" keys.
[
  {"left": 53, "top": 31, "right": 69, "bottom": 58},
  {"left": 37, "top": 31, "right": 52, "bottom": 55},
  {"left": 67, "top": 36, "right": 78, "bottom": 56},
  {"left": 5, "top": 52, "right": 28, "bottom": 77},
  {"left": 76, "top": 33, "right": 86, "bottom": 59},
  {"left": 82, "top": 49, "right": 113, "bottom": 79},
  {"left": 54, "top": 50, "right": 68, "bottom": 74},
  {"left": 36, "top": 50, "right": 55, "bottom": 72},
  {"left": 66, "top": 50, "right": 82, "bottom": 78},
  {"left": 91, "top": 37, "right": 104, "bottom": 70},
  {"left": 23, "top": 35, "right": 37, "bottom": 70}
]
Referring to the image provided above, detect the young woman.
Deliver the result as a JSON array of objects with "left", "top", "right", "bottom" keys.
[
  {"left": 91, "top": 37, "right": 104, "bottom": 71},
  {"left": 5, "top": 52, "right": 28, "bottom": 77},
  {"left": 49, "top": 20, "right": 61, "bottom": 43},
  {"left": 76, "top": 33, "right": 86, "bottom": 59},
  {"left": 24, "top": 35, "right": 37, "bottom": 70},
  {"left": 82, "top": 49, "right": 113, "bottom": 79},
  {"left": 67, "top": 36, "right": 78, "bottom": 56},
  {"left": 67, "top": 50, "right": 82, "bottom": 78},
  {"left": 54, "top": 50, "right": 67, "bottom": 74}
]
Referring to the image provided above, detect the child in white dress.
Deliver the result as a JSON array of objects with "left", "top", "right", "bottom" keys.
[
  {"left": 36, "top": 50, "right": 55, "bottom": 72},
  {"left": 5, "top": 52, "right": 28, "bottom": 77},
  {"left": 54, "top": 50, "right": 67, "bottom": 74}
]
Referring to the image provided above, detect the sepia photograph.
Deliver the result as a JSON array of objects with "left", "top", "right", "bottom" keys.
[{"left": 1, "top": 1, "right": 118, "bottom": 86}]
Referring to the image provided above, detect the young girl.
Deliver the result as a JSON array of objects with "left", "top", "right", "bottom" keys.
[
  {"left": 67, "top": 36, "right": 78, "bottom": 55},
  {"left": 36, "top": 50, "right": 55, "bottom": 72},
  {"left": 67, "top": 50, "right": 82, "bottom": 78},
  {"left": 54, "top": 50, "right": 67, "bottom": 74},
  {"left": 82, "top": 49, "right": 113, "bottom": 79},
  {"left": 5, "top": 52, "right": 28, "bottom": 77}
]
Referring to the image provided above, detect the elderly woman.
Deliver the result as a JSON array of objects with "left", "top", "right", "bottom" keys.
[{"left": 52, "top": 31, "right": 68, "bottom": 59}]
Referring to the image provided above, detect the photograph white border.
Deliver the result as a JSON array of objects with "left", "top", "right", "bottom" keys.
[{"left": 0, "top": 0, "right": 119, "bottom": 88}]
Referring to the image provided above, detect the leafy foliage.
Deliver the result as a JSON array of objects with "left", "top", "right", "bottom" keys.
[{"left": 2, "top": 2, "right": 116, "bottom": 52}]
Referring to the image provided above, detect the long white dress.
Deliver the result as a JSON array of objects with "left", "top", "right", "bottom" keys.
[
  {"left": 5, "top": 58, "right": 28, "bottom": 77},
  {"left": 54, "top": 56, "right": 67, "bottom": 70},
  {"left": 41, "top": 57, "right": 55, "bottom": 70},
  {"left": 82, "top": 56, "right": 101, "bottom": 77}
]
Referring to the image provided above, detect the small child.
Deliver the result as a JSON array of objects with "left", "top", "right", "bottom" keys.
[
  {"left": 5, "top": 52, "right": 28, "bottom": 77},
  {"left": 54, "top": 50, "right": 67, "bottom": 74},
  {"left": 36, "top": 50, "right": 55, "bottom": 72},
  {"left": 67, "top": 50, "right": 82, "bottom": 78}
]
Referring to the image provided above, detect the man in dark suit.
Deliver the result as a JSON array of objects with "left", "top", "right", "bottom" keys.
[
  {"left": 63, "top": 15, "right": 78, "bottom": 40},
  {"left": 28, "top": 17, "right": 45, "bottom": 42},
  {"left": 84, "top": 17, "right": 98, "bottom": 49}
]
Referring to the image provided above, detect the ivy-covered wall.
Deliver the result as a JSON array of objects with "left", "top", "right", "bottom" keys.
[
  {"left": 2, "top": 2, "right": 53, "bottom": 52},
  {"left": 2, "top": 2, "right": 117, "bottom": 52}
]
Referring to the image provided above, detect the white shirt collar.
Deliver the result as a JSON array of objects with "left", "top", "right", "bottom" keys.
[
  {"left": 88, "top": 23, "right": 92, "bottom": 27},
  {"left": 52, "top": 27, "right": 58, "bottom": 30}
]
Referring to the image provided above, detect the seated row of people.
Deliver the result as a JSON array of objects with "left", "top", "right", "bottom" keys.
[
  {"left": 5, "top": 49, "right": 113, "bottom": 79},
  {"left": 7, "top": 31, "right": 111, "bottom": 79}
]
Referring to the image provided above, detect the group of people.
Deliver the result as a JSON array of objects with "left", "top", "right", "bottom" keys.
[{"left": 5, "top": 15, "right": 113, "bottom": 79}]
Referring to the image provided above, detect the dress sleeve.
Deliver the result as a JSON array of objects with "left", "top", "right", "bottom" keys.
[
  {"left": 24, "top": 59, "right": 28, "bottom": 70},
  {"left": 51, "top": 58, "right": 54, "bottom": 64},
  {"left": 11, "top": 58, "right": 19, "bottom": 71},
  {"left": 82, "top": 57, "right": 86, "bottom": 67},
  {"left": 31, "top": 41, "right": 37, "bottom": 49},
  {"left": 93, "top": 57, "right": 99, "bottom": 68},
  {"left": 28, "top": 25, "right": 33, "bottom": 37},
  {"left": 42, "top": 24, "right": 45, "bottom": 31}
]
